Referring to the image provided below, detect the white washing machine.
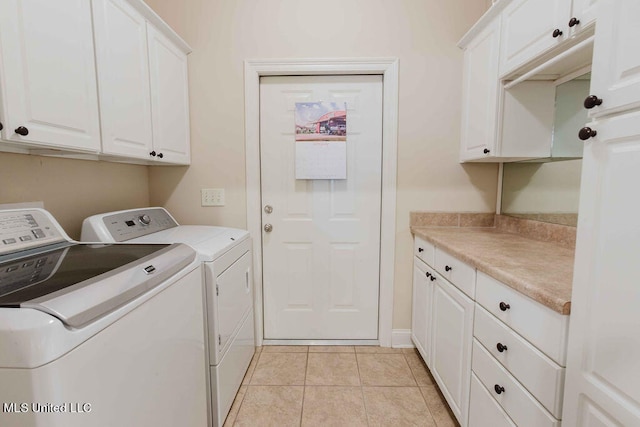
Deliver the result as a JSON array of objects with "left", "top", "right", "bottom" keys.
[
  {"left": 81, "top": 207, "right": 254, "bottom": 427},
  {"left": 0, "top": 208, "right": 208, "bottom": 427}
]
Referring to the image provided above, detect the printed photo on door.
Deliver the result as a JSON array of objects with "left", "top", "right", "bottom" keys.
[{"left": 294, "top": 101, "right": 347, "bottom": 179}]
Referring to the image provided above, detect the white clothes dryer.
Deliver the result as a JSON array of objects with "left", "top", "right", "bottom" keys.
[{"left": 81, "top": 207, "right": 255, "bottom": 427}]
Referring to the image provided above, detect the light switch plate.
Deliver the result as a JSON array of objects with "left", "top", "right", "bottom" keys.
[{"left": 201, "top": 188, "right": 225, "bottom": 206}]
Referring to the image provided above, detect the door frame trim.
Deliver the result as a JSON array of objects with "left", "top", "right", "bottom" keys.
[{"left": 244, "top": 58, "right": 399, "bottom": 347}]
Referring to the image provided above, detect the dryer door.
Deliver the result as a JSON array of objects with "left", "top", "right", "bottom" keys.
[{"left": 208, "top": 250, "right": 252, "bottom": 360}]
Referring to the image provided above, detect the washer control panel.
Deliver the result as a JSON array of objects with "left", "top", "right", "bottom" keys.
[
  {"left": 0, "top": 210, "right": 66, "bottom": 256},
  {"left": 101, "top": 208, "right": 178, "bottom": 242}
]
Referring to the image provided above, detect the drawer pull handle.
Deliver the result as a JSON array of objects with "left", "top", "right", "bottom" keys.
[
  {"left": 494, "top": 384, "right": 505, "bottom": 395},
  {"left": 445, "top": 265, "right": 452, "bottom": 272},
  {"left": 418, "top": 247, "right": 424, "bottom": 253},
  {"left": 496, "top": 343, "right": 508, "bottom": 352},
  {"left": 499, "top": 302, "right": 510, "bottom": 311}
]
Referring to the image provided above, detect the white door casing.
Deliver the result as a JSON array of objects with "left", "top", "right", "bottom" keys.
[
  {"left": 244, "top": 58, "right": 399, "bottom": 346},
  {"left": 260, "top": 75, "right": 382, "bottom": 340}
]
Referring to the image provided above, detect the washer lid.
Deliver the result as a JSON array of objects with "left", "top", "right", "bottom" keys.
[{"left": 0, "top": 243, "right": 196, "bottom": 328}]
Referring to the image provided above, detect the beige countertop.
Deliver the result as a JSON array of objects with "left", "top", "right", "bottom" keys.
[{"left": 411, "top": 226, "right": 574, "bottom": 315}]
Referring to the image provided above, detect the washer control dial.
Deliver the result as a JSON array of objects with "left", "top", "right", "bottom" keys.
[{"left": 138, "top": 214, "right": 152, "bottom": 226}]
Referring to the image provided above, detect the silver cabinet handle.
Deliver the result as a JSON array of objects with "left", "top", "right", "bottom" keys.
[{"left": 264, "top": 224, "right": 273, "bottom": 232}]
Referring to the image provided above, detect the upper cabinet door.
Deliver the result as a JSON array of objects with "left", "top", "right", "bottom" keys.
[
  {"left": 589, "top": 0, "right": 640, "bottom": 118},
  {"left": 147, "top": 24, "right": 191, "bottom": 165},
  {"left": 569, "top": 0, "right": 599, "bottom": 34},
  {"left": 499, "top": 0, "right": 570, "bottom": 76},
  {"left": 460, "top": 18, "right": 501, "bottom": 162},
  {"left": 93, "top": 0, "right": 153, "bottom": 159},
  {"left": 0, "top": 0, "right": 100, "bottom": 151}
]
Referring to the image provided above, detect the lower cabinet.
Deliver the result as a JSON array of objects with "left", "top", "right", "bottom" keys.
[
  {"left": 411, "top": 258, "right": 434, "bottom": 367},
  {"left": 431, "top": 275, "right": 474, "bottom": 426},
  {"left": 411, "top": 235, "right": 569, "bottom": 427}
]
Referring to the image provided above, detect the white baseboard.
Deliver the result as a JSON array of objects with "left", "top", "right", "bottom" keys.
[{"left": 391, "top": 329, "right": 414, "bottom": 348}]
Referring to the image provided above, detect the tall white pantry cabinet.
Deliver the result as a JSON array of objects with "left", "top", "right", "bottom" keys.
[{"left": 562, "top": 0, "right": 640, "bottom": 425}]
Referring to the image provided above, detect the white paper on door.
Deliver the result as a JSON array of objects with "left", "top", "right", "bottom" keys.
[{"left": 294, "top": 101, "right": 347, "bottom": 180}]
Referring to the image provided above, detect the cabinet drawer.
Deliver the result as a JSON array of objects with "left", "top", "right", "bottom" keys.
[
  {"left": 469, "top": 373, "right": 515, "bottom": 427},
  {"left": 435, "top": 248, "right": 476, "bottom": 298},
  {"left": 474, "top": 305, "right": 565, "bottom": 418},
  {"left": 475, "top": 272, "right": 569, "bottom": 365},
  {"left": 472, "top": 340, "right": 560, "bottom": 427},
  {"left": 414, "top": 236, "right": 435, "bottom": 265}
]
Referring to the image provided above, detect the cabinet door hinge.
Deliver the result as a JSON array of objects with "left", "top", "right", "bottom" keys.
[
  {"left": 216, "top": 283, "right": 219, "bottom": 296},
  {"left": 218, "top": 334, "right": 221, "bottom": 346}
]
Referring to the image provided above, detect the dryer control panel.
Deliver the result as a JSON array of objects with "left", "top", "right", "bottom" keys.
[{"left": 82, "top": 208, "right": 178, "bottom": 242}]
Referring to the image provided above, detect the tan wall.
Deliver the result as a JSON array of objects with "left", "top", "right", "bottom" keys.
[
  {"left": 0, "top": 153, "right": 149, "bottom": 239},
  {"left": 146, "top": 0, "right": 497, "bottom": 330},
  {"left": 502, "top": 160, "right": 582, "bottom": 214}
]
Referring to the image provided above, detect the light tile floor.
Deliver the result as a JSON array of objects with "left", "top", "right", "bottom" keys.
[{"left": 224, "top": 346, "right": 459, "bottom": 427}]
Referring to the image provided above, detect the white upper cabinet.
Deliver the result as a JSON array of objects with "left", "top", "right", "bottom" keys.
[
  {"left": 147, "top": 24, "right": 191, "bottom": 165},
  {"left": 0, "top": 0, "right": 101, "bottom": 152},
  {"left": 460, "top": 17, "right": 502, "bottom": 161},
  {"left": 588, "top": 0, "right": 640, "bottom": 118},
  {"left": 569, "top": 0, "right": 599, "bottom": 34},
  {"left": 92, "top": 0, "right": 154, "bottom": 159},
  {"left": 500, "top": 0, "right": 570, "bottom": 76}
]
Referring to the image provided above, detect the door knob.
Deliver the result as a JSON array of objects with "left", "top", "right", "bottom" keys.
[
  {"left": 584, "top": 95, "right": 603, "bottom": 109},
  {"left": 264, "top": 223, "right": 273, "bottom": 232},
  {"left": 264, "top": 205, "right": 273, "bottom": 214},
  {"left": 579, "top": 127, "right": 597, "bottom": 141}
]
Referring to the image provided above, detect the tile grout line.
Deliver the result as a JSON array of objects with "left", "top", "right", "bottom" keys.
[
  {"left": 231, "top": 349, "right": 261, "bottom": 426},
  {"left": 354, "top": 352, "right": 371, "bottom": 426},
  {"left": 299, "top": 346, "right": 309, "bottom": 427}
]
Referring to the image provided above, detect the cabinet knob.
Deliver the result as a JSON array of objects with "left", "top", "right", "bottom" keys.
[
  {"left": 150, "top": 151, "right": 157, "bottom": 157},
  {"left": 0, "top": 122, "right": 3, "bottom": 131},
  {"left": 578, "top": 127, "right": 597, "bottom": 141},
  {"left": 568, "top": 17, "right": 581, "bottom": 27},
  {"left": 430, "top": 275, "right": 436, "bottom": 282},
  {"left": 583, "top": 95, "right": 603, "bottom": 109},
  {"left": 497, "top": 343, "right": 508, "bottom": 352},
  {"left": 445, "top": 265, "right": 452, "bottom": 272},
  {"left": 425, "top": 272, "right": 431, "bottom": 278},
  {"left": 552, "top": 28, "right": 563, "bottom": 38},
  {"left": 499, "top": 301, "right": 510, "bottom": 311},
  {"left": 483, "top": 148, "right": 490, "bottom": 154},
  {"left": 418, "top": 247, "right": 424, "bottom": 253},
  {"left": 157, "top": 152, "right": 164, "bottom": 159},
  {"left": 15, "top": 126, "right": 29, "bottom": 136},
  {"left": 494, "top": 384, "right": 505, "bottom": 395}
]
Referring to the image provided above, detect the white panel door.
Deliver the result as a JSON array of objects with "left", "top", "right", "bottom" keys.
[
  {"left": 562, "top": 111, "right": 640, "bottom": 426},
  {"left": 147, "top": 24, "right": 190, "bottom": 165},
  {"left": 0, "top": 0, "right": 100, "bottom": 151},
  {"left": 260, "top": 75, "right": 382, "bottom": 340},
  {"left": 431, "top": 275, "right": 475, "bottom": 426},
  {"left": 93, "top": 0, "right": 153, "bottom": 159},
  {"left": 589, "top": 0, "right": 640, "bottom": 118}
]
